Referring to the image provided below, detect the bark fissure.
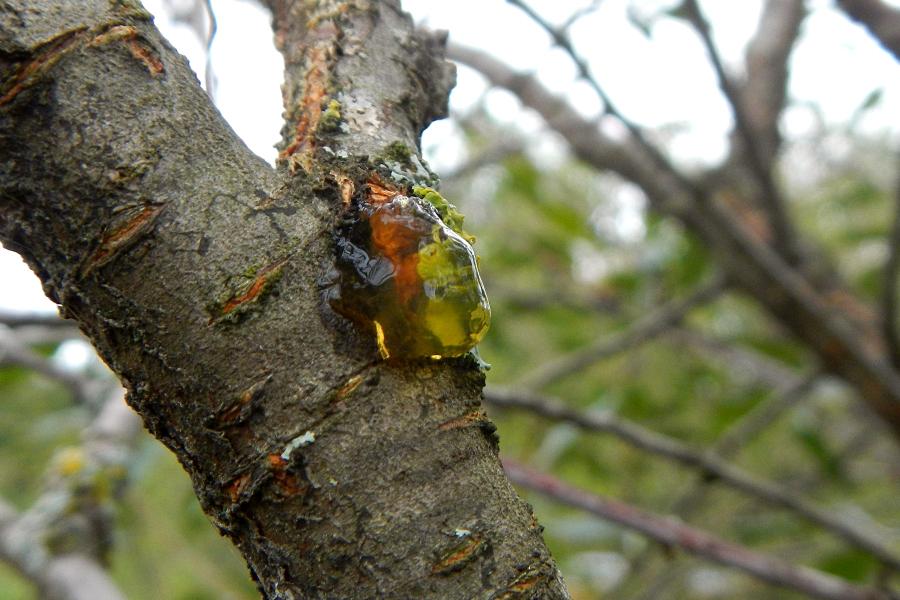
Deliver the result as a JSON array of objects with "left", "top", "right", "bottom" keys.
[{"left": 0, "top": 0, "right": 568, "bottom": 598}]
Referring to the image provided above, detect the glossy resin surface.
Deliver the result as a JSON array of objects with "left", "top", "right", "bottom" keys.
[{"left": 325, "top": 192, "right": 490, "bottom": 359}]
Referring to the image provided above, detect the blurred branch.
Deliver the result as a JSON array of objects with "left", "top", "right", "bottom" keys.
[
  {"left": 837, "top": 0, "right": 900, "bottom": 62},
  {"left": 681, "top": 0, "right": 803, "bottom": 264},
  {"left": 447, "top": 42, "right": 900, "bottom": 441},
  {"left": 505, "top": 0, "right": 702, "bottom": 197},
  {"left": 631, "top": 419, "right": 892, "bottom": 600},
  {"left": 485, "top": 387, "right": 900, "bottom": 569},
  {"left": 166, "top": 0, "right": 217, "bottom": 96},
  {"left": 491, "top": 286, "right": 622, "bottom": 314},
  {"left": 446, "top": 42, "right": 671, "bottom": 199},
  {"left": 0, "top": 507, "right": 125, "bottom": 600},
  {"left": 0, "top": 388, "right": 139, "bottom": 599},
  {"left": 0, "top": 311, "right": 82, "bottom": 344},
  {"left": 691, "top": 372, "right": 819, "bottom": 465},
  {"left": 613, "top": 372, "right": 823, "bottom": 598},
  {"left": 440, "top": 139, "right": 524, "bottom": 184},
  {"left": 741, "top": 0, "right": 807, "bottom": 157},
  {"left": 883, "top": 159, "right": 900, "bottom": 366},
  {"left": 1, "top": 498, "right": 126, "bottom": 600},
  {"left": 560, "top": 0, "right": 601, "bottom": 32},
  {"left": 9, "top": 325, "right": 84, "bottom": 346},
  {"left": 0, "top": 326, "right": 95, "bottom": 405},
  {"left": 503, "top": 459, "right": 895, "bottom": 600},
  {"left": 519, "top": 276, "right": 727, "bottom": 389},
  {"left": 0, "top": 311, "right": 70, "bottom": 328},
  {"left": 669, "top": 327, "right": 802, "bottom": 390}
]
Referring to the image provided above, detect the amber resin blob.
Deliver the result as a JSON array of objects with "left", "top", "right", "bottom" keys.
[{"left": 324, "top": 185, "right": 490, "bottom": 359}]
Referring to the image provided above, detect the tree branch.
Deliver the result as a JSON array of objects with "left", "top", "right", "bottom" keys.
[
  {"left": 519, "top": 276, "right": 726, "bottom": 390},
  {"left": 0, "top": 311, "right": 71, "bottom": 328},
  {"left": 505, "top": 0, "right": 703, "bottom": 198},
  {"left": 503, "top": 459, "right": 895, "bottom": 600},
  {"left": 0, "top": 1, "right": 568, "bottom": 597},
  {"left": 883, "top": 157, "right": 900, "bottom": 366},
  {"left": 0, "top": 508, "right": 126, "bottom": 600},
  {"left": 0, "top": 326, "right": 96, "bottom": 405},
  {"left": 669, "top": 327, "right": 802, "bottom": 389},
  {"left": 266, "top": 0, "right": 455, "bottom": 170},
  {"left": 485, "top": 387, "right": 900, "bottom": 569},
  {"left": 740, "top": 0, "right": 807, "bottom": 158},
  {"left": 448, "top": 42, "right": 900, "bottom": 442},
  {"left": 681, "top": 0, "right": 804, "bottom": 264},
  {"left": 837, "top": 0, "right": 900, "bottom": 62},
  {"left": 609, "top": 370, "right": 824, "bottom": 598}
]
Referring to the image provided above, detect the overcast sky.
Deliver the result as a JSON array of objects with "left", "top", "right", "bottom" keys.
[{"left": 3, "top": 0, "right": 900, "bottom": 313}]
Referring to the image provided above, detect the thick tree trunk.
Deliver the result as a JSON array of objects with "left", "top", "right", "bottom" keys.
[{"left": 0, "top": 1, "right": 569, "bottom": 597}]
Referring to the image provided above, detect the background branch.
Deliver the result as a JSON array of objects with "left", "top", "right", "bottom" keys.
[
  {"left": 0, "top": 311, "right": 71, "bottom": 328},
  {"left": 503, "top": 459, "right": 895, "bottom": 600},
  {"left": 837, "top": 0, "right": 900, "bottom": 62},
  {"left": 448, "top": 41, "right": 900, "bottom": 441},
  {"left": 0, "top": 326, "right": 96, "bottom": 406},
  {"left": 610, "top": 371, "right": 822, "bottom": 597},
  {"left": 681, "top": 0, "right": 804, "bottom": 263},
  {"left": 883, "top": 155, "right": 900, "bottom": 366},
  {"left": 519, "top": 276, "right": 726, "bottom": 389},
  {"left": 485, "top": 387, "right": 900, "bottom": 569},
  {"left": 740, "top": 0, "right": 807, "bottom": 158},
  {"left": 669, "top": 327, "right": 803, "bottom": 390},
  {"left": 505, "top": 0, "right": 703, "bottom": 197}
]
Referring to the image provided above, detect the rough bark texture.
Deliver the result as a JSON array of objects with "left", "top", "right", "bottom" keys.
[{"left": 0, "top": 1, "right": 569, "bottom": 598}]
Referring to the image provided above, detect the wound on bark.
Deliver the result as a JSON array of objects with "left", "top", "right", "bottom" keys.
[
  {"left": 431, "top": 533, "right": 487, "bottom": 575},
  {"left": 83, "top": 203, "right": 164, "bottom": 274}
]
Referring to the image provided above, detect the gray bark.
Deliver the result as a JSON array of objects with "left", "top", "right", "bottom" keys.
[{"left": 0, "top": 0, "right": 569, "bottom": 597}]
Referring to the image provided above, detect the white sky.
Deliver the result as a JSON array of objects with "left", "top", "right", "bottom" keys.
[{"left": 3, "top": 0, "right": 900, "bottom": 314}]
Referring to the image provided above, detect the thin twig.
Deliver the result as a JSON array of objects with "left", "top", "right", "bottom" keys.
[
  {"left": 612, "top": 371, "right": 822, "bottom": 599},
  {"left": 485, "top": 387, "right": 900, "bottom": 569},
  {"left": 519, "top": 276, "right": 727, "bottom": 389},
  {"left": 560, "top": 0, "right": 601, "bottom": 32},
  {"left": 505, "top": 0, "right": 705, "bottom": 198},
  {"left": 503, "top": 459, "right": 894, "bottom": 600},
  {"left": 0, "top": 326, "right": 95, "bottom": 405},
  {"left": 166, "top": 0, "right": 218, "bottom": 97},
  {"left": 203, "top": 0, "right": 217, "bottom": 97},
  {"left": 669, "top": 327, "right": 802, "bottom": 390},
  {"left": 681, "top": 0, "right": 801, "bottom": 264},
  {"left": 883, "top": 156, "right": 900, "bottom": 366},
  {"left": 0, "top": 311, "right": 69, "bottom": 328}
]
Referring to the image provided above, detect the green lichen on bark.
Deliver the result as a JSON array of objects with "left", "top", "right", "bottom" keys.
[{"left": 413, "top": 185, "right": 476, "bottom": 244}]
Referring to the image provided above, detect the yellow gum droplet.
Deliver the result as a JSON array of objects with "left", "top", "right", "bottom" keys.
[{"left": 325, "top": 194, "right": 490, "bottom": 359}]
